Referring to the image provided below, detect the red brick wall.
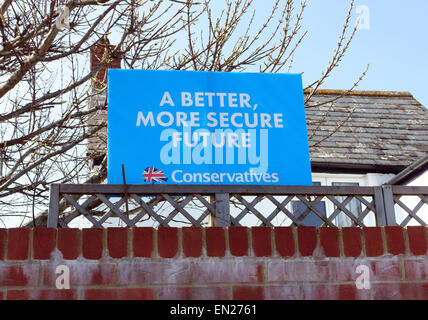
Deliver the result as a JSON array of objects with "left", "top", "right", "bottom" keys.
[{"left": 0, "top": 227, "right": 427, "bottom": 300}]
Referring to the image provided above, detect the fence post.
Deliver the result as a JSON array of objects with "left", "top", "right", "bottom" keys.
[
  {"left": 214, "top": 193, "right": 230, "bottom": 226},
  {"left": 382, "top": 185, "right": 397, "bottom": 226},
  {"left": 374, "top": 186, "right": 387, "bottom": 226},
  {"left": 47, "top": 184, "right": 60, "bottom": 228}
]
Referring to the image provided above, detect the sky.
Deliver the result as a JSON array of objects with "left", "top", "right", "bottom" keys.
[
  {"left": 248, "top": 0, "right": 428, "bottom": 107},
  {"left": 107, "top": 0, "right": 428, "bottom": 106}
]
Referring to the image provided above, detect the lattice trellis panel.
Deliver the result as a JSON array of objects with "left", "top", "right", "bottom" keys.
[
  {"left": 58, "top": 193, "right": 214, "bottom": 228},
  {"left": 393, "top": 194, "right": 428, "bottom": 226},
  {"left": 47, "top": 184, "right": 428, "bottom": 228},
  {"left": 228, "top": 194, "right": 378, "bottom": 227}
]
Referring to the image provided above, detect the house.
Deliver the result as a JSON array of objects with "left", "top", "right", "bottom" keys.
[
  {"left": 301, "top": 90, "right": 428, "bottom": 226},
  {"left": 85, "top": 42, "right": 428, "bottom": 228}
]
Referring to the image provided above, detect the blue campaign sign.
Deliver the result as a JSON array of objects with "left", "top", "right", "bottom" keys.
[{"left": 107, "top": 69, "right": 312, "bottom": 185}]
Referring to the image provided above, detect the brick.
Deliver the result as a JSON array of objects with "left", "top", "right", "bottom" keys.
[
  {"left": 118, "top": 260, "right": 191, "bottom": 285},
  {"left": 267, "top": 260, "right": 333, "bottom": 282},
  {"left": 107, "top": 228, "right": 128, "bottom": 258},
  {"left": 407, "top": 226, "right": 427, "bottom": 255},
  {"left": 85, "top": 288, "right": 155, "bottom": 300},
  {"left": 159, "top": 287, "right": 229, "bottom": 300},
  {"left": 385, "top": 226, "right": 405, "bottom": 255},
  {"left": 263, "top": 285, "right": 300, "bottom": 300},
  {"left": 228, "top": 227, "right": 249, "bottom": 256},
  {"left": 297, "top": 226, "right": 317, "bottom": 256},
  {"left": 193, "top": 260, "right": 263, "bottom": 284},
  {"left": 157, "top": 227, "right": 178, "bottom": 258},
  {"left": 205, "top": 227, "right": 226, "bottom": 257},
  {"left": 251, "top": 227, "right": 272, "bottom": 257},
  {"left": 7, "top": 289, "right": 77, "bottom": 300},
  {"left": 274, "top": 227, "right": 295, "bottom": 257},
  {"left": 57, "top": 228, "right": 80, "bottom": 259},
  {"left": 372, "top": 283, "right": 428, "bottom": 300},
  {"left": 233, "top": 286, "right": 264, "bottom": 300},
  {"left": 182, "top": 227, "right": 202, "bottom": 257},
  {"left": 336, "top": 259, "right": 401, "bottom": 281},
  {"left": 342, "top": 228, "right": 362, "bottom": 257},
  {"left": 43, "top": 262, "right": 116, "bottom": 286},
  {"left": 302, "top": 284, "right": 370, "bottom": 300},
  {"left": 33, "top": 228, "right": 56, "bottom": 260},
  {"left": 0, "top": 265, "right": 40, "bottom": 287},
  {"left": 319, "top": 227, "right": 340, "bottom": 257},
  {"left": 363, "top": 227, "right": 384, "bottom": 257},
  {"left": 133, "top": 227, "right": 153, "bottom": 258},
  {"left": 335, "top": 260, "right": 364, "bottom": 281},
  {"left": 0, "top": 228, "right": 5, "bottom": 260},
  {"left": 368, "top": 258, "right": 403, "bottom": 281},
  {"left": 7, "top": 228, "right": 30, "bottom": 260},
  {"left": 90, "top": 43, "right": 121, "bottom": 88},
  {"left": 82, "top": 228, "right": 104, "bottom": 259},
  {"left": 403, "top": 259, "right": 428, "bottom": 280}
]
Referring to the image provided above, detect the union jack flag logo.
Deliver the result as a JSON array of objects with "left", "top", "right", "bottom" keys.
[{"left": 143, "top": 166, "right": 168, "bottom": 183}]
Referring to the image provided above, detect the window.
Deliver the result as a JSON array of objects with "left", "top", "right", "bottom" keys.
[
  {"left": 331, "top": 182, "right": 362, "bottom": 227},
  {"left": 291, "top": 182, "right": 327, "bottom": 226},
  {"left": 311, "top": 173, "right": 379, "bottom": 226}
]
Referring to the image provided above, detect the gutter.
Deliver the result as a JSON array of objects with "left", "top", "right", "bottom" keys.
[{"left": 384, "top": 154, "right": 428, "bottom": 185}]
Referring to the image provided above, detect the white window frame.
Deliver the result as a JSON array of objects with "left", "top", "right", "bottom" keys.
[{"left": 311, "top": 173, "right": 381, "bottom": 226}]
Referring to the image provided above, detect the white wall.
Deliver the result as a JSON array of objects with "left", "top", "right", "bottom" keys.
[
  {"left": 312, "top": 172, "right": 395, "bottom": 187},
  {"left": 407, "top": 170, "right": 428, "bottom": 187},
  {"left": 395, "top": 169, "right": 428, "bottom": 226}
]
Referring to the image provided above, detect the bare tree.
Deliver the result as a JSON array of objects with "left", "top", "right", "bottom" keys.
[{"left": 0, "top": 0, "right": 366, "bottom": 227}]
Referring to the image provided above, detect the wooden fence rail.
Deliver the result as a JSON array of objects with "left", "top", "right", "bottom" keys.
[{"left": 47, "top": 184, "right": 428, "bottom": 228}]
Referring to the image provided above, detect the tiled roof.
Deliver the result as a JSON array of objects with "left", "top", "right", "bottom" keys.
[{"left": 305, "top": 89, "right": 428, "bottom": 172}]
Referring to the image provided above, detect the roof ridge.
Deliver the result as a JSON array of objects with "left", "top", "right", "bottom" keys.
[{"left": 304, "top": 89, "right": 413, "bottom": 98}]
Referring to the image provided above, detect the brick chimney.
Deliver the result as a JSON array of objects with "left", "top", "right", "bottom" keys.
[
  {"left": 90, "top": 37, "right": 121, "bottom": 90},
  {"left": 87, "top": 37, "right": 121, "bottom": 166}
]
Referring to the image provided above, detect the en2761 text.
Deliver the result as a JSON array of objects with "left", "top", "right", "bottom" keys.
[
  {"left": 214, "top": 304, "right": 256, "bottom": 315},
  {"left": 169, "top": 304, "right": 256, "bottom": 317}
]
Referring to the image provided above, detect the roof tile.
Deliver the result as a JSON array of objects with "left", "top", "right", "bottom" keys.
[{"left": 306, "top": 90, "right": 428, "bottom": 169}]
